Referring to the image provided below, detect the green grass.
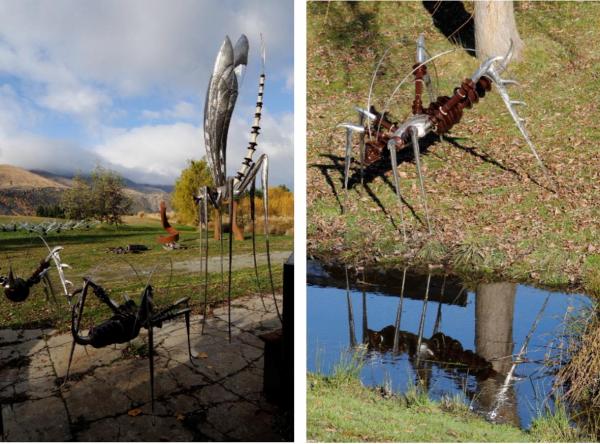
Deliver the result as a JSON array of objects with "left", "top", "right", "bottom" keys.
[
  {"left": 307, "top": 2, "right": 600, "bottom": 296},
  {"left": 308, "top": 372, "right": 534, "bottom": 442},
  {"left": 0, "top": 217, "right": 291, "bottom": 329}
]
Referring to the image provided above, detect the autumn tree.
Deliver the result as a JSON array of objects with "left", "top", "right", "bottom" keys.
[
  {"left": 171, "top": 159, "right": 213, "bottom": 225},
  {"left": 61, "top": 174, "right": 93, "bottom": 220},
  {"left": 90, "top": 167, "right": 132, "bottom": 226},
  {"left": 61, "top": 167, "right": 132, "bottom": 225}
]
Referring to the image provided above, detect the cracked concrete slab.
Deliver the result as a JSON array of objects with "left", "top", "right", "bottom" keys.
[{"left": 0, "top": 293, "right": 289, "bottom": 441}]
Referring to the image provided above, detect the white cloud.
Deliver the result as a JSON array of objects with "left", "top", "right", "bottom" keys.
[
  {"left": 141, "top": 101, "right": 198, "bottom": 121},
  {"left": 0, "top": 0, "right": 294, "bottom": 187},
  {"left": 0, "top": 0, "right": 293, "bottom": 97},
  {"left": 0, "top": 134, "right": 97, "bottom": 175},
  {"left": 91, "top": 108, "right": 293, "bottom": 187},
  {"left": 39, "top": 86, "right": 111, "bottom": 116}
]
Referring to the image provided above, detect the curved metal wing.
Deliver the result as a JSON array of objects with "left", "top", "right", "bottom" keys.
[
  {"left": 204, "top": 36, "right": 239, "bottom": 186},
  {"left": 233, "top": 34, "right": 249, "bottom": 84}
]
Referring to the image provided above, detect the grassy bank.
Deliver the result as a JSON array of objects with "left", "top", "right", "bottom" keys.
[
  {"left": 308, "top": 371, "right": 591, "bottom": 442},
  {"left": 0, "top": 216, "right": 291, "bottom": 329},
  {"left": 308, "top": 372, "right": 533, "bottom": 442},
  {"left": 307, "top": 2, "right": 600, "bottom": 296}
]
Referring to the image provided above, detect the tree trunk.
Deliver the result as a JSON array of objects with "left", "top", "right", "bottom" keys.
[{"left": 474, "top": 1, "right": 524, "bottom": 62}]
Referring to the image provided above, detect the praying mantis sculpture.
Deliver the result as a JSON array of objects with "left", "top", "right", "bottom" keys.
[
  {"left": 195, "top": 34, "right": 281, "bottom": 342},
  {"left": 340, "top": 34, "right": 552, "bottom": 234}
]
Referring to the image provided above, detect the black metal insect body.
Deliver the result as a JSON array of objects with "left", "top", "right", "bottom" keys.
[
  {"left": 0, "top": 258, "right": 50, "bottom": 302},
  {"left": 1, "top": 240, "right": 73, "bottom": 304},
  {"left": 66, "top": 278, "right": 196, "bottom": 415}
]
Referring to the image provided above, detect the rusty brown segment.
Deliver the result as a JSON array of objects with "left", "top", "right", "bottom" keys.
[
  {"left": 212, "top": 200, "right": 244, "bottom": 241},
  {"left": 157, "top": 201, "right": 180, "bottom": 244},
  {"left": 412, "top": 63, "right": 427, "bottom": 115},
  {"left": 353, "top": 76, "right": 493, "bottom": 168}
]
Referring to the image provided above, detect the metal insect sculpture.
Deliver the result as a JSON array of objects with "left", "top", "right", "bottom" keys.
[
  {"left": 1, "top": 238, "right": 73, "bottom": 304},
  {"left": 65, "top": 278, "right": 195, "bottom": 415},
  {"left": 340, "top": 34, "right": 552, "bottom": 234},
  {"left": 196, "top": 34, "right": 281, "bottom": 342},
  {"left": 157, "top": 201, "right": 181, "bottom": 249}
]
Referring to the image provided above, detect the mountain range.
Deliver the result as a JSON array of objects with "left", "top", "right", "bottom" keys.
[{"left": 0, "top": 164, "right": 172, "bottom": 216}]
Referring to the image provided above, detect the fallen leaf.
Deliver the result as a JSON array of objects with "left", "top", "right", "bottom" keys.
[
  {"left": 128, "top": 408, "right": 142, "bottom": 417},
  {"left": 197, "top": 352, "right": 209, "bottom": 359}
]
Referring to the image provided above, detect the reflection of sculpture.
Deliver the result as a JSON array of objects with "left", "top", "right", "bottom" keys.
[{"left": 367, "top": 326, "right": 495, "bottom": 379}]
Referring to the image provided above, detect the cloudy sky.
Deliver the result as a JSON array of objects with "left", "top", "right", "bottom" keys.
[{"left": 0, "top": 0, "right": 294, "bottom": 188}]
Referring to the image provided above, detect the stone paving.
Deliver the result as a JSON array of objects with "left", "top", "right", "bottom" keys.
[{"left": 0, "top": 294, "right": 288, "bottom": 441}]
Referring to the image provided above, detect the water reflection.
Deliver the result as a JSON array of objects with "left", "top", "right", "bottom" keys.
[{"left": 308, "top": 261, "right": 591, "bottom": 429}]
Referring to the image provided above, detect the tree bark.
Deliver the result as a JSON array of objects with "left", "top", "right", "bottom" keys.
[{"left": 474, "top": 0, "right": 524, "bottom": 62}]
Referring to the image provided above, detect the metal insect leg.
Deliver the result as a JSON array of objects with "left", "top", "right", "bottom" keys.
[
  {"left": 250, "top": 179, "right": 268, "bottom": 312},
  {"left": 488, "top": 68, "right": 553, "bottom": 184},
  {"left": 410, "top": 126, "right": 432, "bottom": 234},
  {"left": 227, "top": 178, "right": 234, "bottom": 343},
  {"left": 147, "top": 321, "right": 155, "bottom": 419},
  {"left": 340, "top": 108, "right": 372, "bottom": 189},
  {"left": 64, "top": 287, "right": 85, "bottom": 383},
  {"left": 415, "top": 273, "right": 431, "bottom": 371},
  {"left": 471, "top": 49, "right": 553, "bottom": 185},
  {"left": 345, "top": 266, "right": 357, "bottom": 348},
  {"left": 388, "top": 139, "right": 407, "bottom": 241},
  {"left": 235, "top": 153, "right": 282, "bottom": 322},
  {"left": 198, "top": 186, "right": 210, "bottom": 335},
  {"left": 392, "top": 267, "right": 407, "bottom": 354}
]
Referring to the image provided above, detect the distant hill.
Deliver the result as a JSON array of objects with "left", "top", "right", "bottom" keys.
[{"left": 0, "top": 164, "right": 171, "bottom": 216}]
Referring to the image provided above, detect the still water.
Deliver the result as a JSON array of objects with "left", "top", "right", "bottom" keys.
[{"left": 307, "top": 261, "right": 592, "bottom": 429}]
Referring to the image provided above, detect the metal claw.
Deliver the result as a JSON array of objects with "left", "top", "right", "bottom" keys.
[
  {"left": 388, "top": 139, "right": 407, "bottom": 241},
  {"left": 502, "top": 79, "right": 520, "bottom": 87},
  {"left": 487, "top": 68, "right": 554, "bottom": 185},
  {"left": 410, "top": 127, "right": 432, "bottom": 234},
  {"left": 339, "top": 123, "right": 365, "bottom": 189}
]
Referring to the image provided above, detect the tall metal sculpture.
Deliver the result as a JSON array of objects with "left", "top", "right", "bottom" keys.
[{"left": 196, "top": 34, "right": 281, "bottom": 342}]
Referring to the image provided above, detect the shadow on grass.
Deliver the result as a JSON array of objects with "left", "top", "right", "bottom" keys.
[
  {"left": 422, "top": 1, "right": 476, "bottom": 56},
  {"left": 0, "top": 230, "right": 164, "bottom": 252}
]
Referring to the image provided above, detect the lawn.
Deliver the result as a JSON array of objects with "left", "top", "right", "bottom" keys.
[
  {"left": 307, "top": 2, "right": 600, "bottom": 296},
  {"left": 0, "top": 215, "right": 292, "bottom": 330},
  {"left": 307, "top": 373, "right": 537, "bottom": 442}
]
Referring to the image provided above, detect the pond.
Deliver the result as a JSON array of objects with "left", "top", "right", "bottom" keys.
[{"left": 307, "top": 261, "right": 592, "bottom": 429}]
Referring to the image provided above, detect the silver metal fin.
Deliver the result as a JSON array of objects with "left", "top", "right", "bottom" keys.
[{"left": 204, "top": 36, "right": 238, "bottom": 186}]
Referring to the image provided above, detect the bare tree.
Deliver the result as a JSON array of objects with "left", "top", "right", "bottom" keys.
[{"left": 474, "top": 1, "right": 524, "bottom": 61}]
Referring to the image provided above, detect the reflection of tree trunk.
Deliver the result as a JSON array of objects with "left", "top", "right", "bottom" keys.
[{"left": 475, "top": 282, "right": 520, "bottom": 427}]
